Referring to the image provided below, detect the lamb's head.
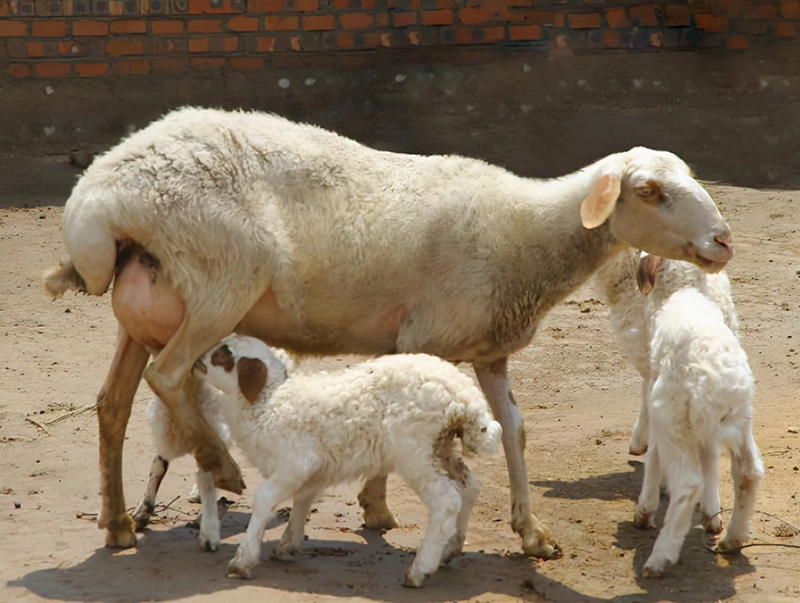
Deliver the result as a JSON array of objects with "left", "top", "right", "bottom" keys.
[
  {"left": 194, "top": 335, "right": 289, "bottom": 405},
  {"left": 581, "top": 147, "right": 732, "bottom": 273}
]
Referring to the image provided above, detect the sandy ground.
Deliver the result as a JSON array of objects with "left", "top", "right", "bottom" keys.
[{"left": 1, "top": 184, "right": 799, "bottom": 603}]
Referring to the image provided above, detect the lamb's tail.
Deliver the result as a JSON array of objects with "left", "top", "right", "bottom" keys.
[
  {"left": 43, "top": 259, "right": 87, "bottom": 299},
  {"left": 444, "top": 387, "right": 503, "bottom": 457}
]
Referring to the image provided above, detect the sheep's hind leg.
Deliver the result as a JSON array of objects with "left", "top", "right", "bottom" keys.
[
  {"left": 358, "top": 475, "right": 398, "bottom": 530},
  {"left": 475, "top": 358, "right": 560, "bottom": 560},
  {"left": 197, "top": 469, "right": 221, "bottom": 552},
  {"left": 272, "top": 483, "right": 321, "bottom": 561},
  {"left": 441, "top": 465, "right": 481, "bottom": 565},
  {"left": 717, "top": 428, "right": 764, "bottom": 553},
  {"left": 132, "top": 455, "right": 169, "bottom": 530},
  {"left": 699, "top": 443, "right": 723, "bottom": 535},
  {"left": 97, "top": 324, "right": 150, "bottom": 548},
  {"left": 145, "top": 308, "right": 254, "bottom": 496}
]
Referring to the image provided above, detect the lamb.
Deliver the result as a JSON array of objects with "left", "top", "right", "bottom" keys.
[
  {"left": 633, "top": 275, "right": 763, "bottom": 577},
  {"left": 191, "top": 335, "right": 501, "bottom": 587},
  {"left": 43, "top": 106, "right": 734, "bottom": 555},
  {"left": 131, "top": 350, "right": 295, "bottom": 552},
  {"left": 595, "top": 249, "right": 740, "bottom": 456}
]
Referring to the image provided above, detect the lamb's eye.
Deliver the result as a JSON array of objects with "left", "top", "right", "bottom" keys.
[{"left": 635, "top": 186, "right": 654, "bottom": 197}]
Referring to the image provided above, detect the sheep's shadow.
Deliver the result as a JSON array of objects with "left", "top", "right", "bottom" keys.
[
  {"left": 531, "top": 459, "right": 645, "bottom": 502},
  {"left": 7, "top": 513, "right": 605, "bottom": 603}
]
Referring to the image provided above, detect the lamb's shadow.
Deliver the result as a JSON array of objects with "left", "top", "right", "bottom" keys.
[
  {"left": 531, "top": 459, "right": 645, "bottom": 502},
  {"left": 8, "top": 512, "right": 606, "bottom": 603}
]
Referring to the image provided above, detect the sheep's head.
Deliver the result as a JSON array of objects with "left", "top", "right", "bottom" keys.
[
  {"left": 194, "top": 335, "right": 288, "bottom": 405},
  {"left": 581, "top": 147, "right": 732, "bottom": 273}
]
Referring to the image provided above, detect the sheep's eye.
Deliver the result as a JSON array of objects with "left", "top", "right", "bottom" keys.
[{"left": 635, "top": 186, "right": 654, "bottom": 198}]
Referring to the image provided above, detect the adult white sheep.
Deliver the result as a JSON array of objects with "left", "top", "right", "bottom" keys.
[
  {"left": 191, "top": 335, "right": 501, "bottom": 587},
  {"left": 595, "top": 248, "right": 740, "bottom": 456},
  {"left": 631, "top": 259, "right": 763, "bottom": 577},
  {"left": 44, "top": 106, "right": 733, "bottom": 555}
]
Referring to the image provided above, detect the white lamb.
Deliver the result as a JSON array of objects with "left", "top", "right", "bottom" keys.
[
  {"left": 130, "top": 351, "right": 295, "bottom": 552},
  {"left": 44, "top": 106, "right": 734, "bottom": 554},
  {"left": 596, "top": 249, "right": 740, "bottom": 456},
  {"left": 630, "top": 259, "right": 764, "bottom": 577},
  {"left": 195, "top": 335, "right": 502, "bottom": 587}
]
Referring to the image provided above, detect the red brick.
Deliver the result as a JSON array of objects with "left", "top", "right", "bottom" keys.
[
  {"left": 110, "top": 20, "right": 147, "bottom": 34},
  {"left": 695, "top": 14, "right": 728, "bottom": 32},
  {"left": 76, "top": 62, "right": 110, "bottom": 77},
  {"left": 340, "top": 13, "right": 374, "bottom": 29},
  {"left": 742, "top": 4, "right": 778, "bottom": 20},
  {"left": 629, "top": 4, "right": 658, "bottom": 26},
  {"left": 332, "top": 0, "right": 349, "bottom": 8},
  {"left": 111, "top": 59, "right": 149, "bottom": 75},
  {"left": 189, "top": 0, "right": 242, "bottom": 13},
  {"left": 775, "top": 21, "right": 797, "bottom": 37},
  {"left": 189, "top": 37, "right": 209, "bottom": 52},
  {"left": 605, "top": 8, "right": 629, "bottom": 28},
  {"left": 257, "top": 36, "right": 275, "bottom": 51},
  {"left": 436, "top": 0, "right": 454, "bottom": 8},
  {"left": 569, "top": 13, "right": 601, "bottom": 29},
  {"left": 0, "top": 20, "right": 28, "bottom": 36},
  {"left": 265, "top": 16, "right": 299, "bottom": 30},
  {"left": 58, "top": 40, "right": 83, "bottom": 55},
  {"left": 483, "top": 26, "right": 504, "bottom": 42},
  {"left": 603, "top": 30, "right": 620, "bottom": 47},
  {"left": 782, "top": 1, "right": 800, "bottom": 19},
  {"left": 220, "top": 35, "right": 238, "bottom": 52},
  {"left": 230, "top": 57, "right": 264, "bottom": 70},
  {"left": 361, "top": 0, "right": 376, "bottom": 8},
  {"left": 338, "top": 33, "right": 355, "bottom": 48},
  {"left": 303, "top": 15, "right": 336, "bottom": 30},
  {"left": 150, "top": 57, "right": 189, "bottom": 73},
  {"left": 727, "top": 34, "right": 748, "bottom": 49},
  {"left": 248, "top": 0, "right": 282, "bottom": 10},
  {"left": 188, "top": 19, "right": 223, "bottom": 33},
  {"left": 73, "top": 20, "right": 109, "bottom": 36},
  {"left": 6, "top": 63, "right": 30, "bottom": 77},
  {"left": 33, "top": 20, "right": 67, "bottom": 37},
  {"left": 421, "top": 10, "right": 454, "bottom": 26},
  {"left": 0, "top": 3, "right": 8, "bottom": 17},
  {"left": 665, "top": 5, "right": 691, "bottom": 27},
  {"left": 106, "top": 39, "right": 144, "bottom": 55},
  {"left": 455, "top": 27, "right": 472, "bottom": 44},
  {"left": 152, "top": 20, "right": 184, "bottom": 34},
  {"left": 28, "top": 41, "right": 46, "bottom": 57},
  {"left": 392, "top": 12, "right": 417, "bottom": 27},
  {"left": 192, "top": 57, "right": 226, "bottom": 69},
  {"left": 34, "top": 62, "right": 71, "bottom": 77},
  {"left": 228, "top": 15, "right": 259, "bottom": 31},
  {"left": 295, "top": 0, "right": 318, "bottom": 11},
  {"left": 376, "top": 13, "right": 389, "bottom": 27},
  {"left": 458, "top": 6, "right": 489, "bottom": 25},
  {"left": 509, "top": 24, "right": 541, "bottom": 40}
]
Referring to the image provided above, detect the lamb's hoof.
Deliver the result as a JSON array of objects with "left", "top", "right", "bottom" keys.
[
  {"left": 363, "top": 513, "right": 398, "bottom": 531},
  {"left": 200, "top": 535, "right": 219, "bottom": 552},
  {"left": 642, "top": 563, "right": 666, "bottom": 578},
  {"left": 187, "top": 484, "right": 201, "bottom": 504},
  {"left": 633, "top": 509, "right": 655, "bottom": 529},
  {"left": 270, "top": 545, "right": 299, "bottom": 562},
  {"left": 227, "top": 560, "right": 253, "bottom": 579},
  {"left": 715, "top": 536, "right": 744, "bottom": 555},
  {"left": 702, "top": 513, "right": 723, "bottom": 534},
  {"left": 104, "top": 516, "right": 137, "bottom": 548},
  {"left": 629, "top": 443, "right": 648, "bottom": 456},
  {"left": 402, "top": 568, "right": 427, "bottom": 588},
  {"left": 131, "top": 510, "right": 152, "bottom": 532},
  {"left": 522, "top": 528, "right": 561, "bottom": 559}
]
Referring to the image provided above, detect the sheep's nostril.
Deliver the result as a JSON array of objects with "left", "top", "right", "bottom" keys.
[{"left": 714, "top": 231, "right": 733, "bottom": 259}]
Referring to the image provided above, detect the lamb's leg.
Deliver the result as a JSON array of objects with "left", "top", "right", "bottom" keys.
[
  {"left": 633, "top": 443, "right": 661, "bottom": 529},
  {"left": 132, "top": 455, "right": 169, "bottom": 530},
  {"left": 357, "top": 475, "right": 398, "bottom": 530},
  {"left": 144, "top": 310, "right": 250, "bottom": 495},
  {"left": 699, "top": 442, "right": 723, "bottom": 534},
  {"left": 630, "top": 379, "right": 650, "bottom": 455},
  {"left": 717, "top": 428, "right": 764, "bottom": 553},
  {"left": 228, "top": 476, "right": 298, "bottom": 579},
  {"left": 97, "top": 324, "right": 150, "bottom": 548},
  {"left": 441, "top": 465, "right": 481, "bottom": 565},
  {"left": 474, "top": 357, "right": 560, "bottom": 559},
  {"left": 643, "top": 465, "right": 702, "bottom": 578},
  {"left": 402, "top": 471, "right": 462, "bottom": 587},
  {"left": 272, "top": 485, "right": 320, "bottom": 561},
  {"left": 197, "top": 469, "right": 221, "bottom": 552}
]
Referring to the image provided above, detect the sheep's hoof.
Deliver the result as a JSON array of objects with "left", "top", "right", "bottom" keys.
[
  {"left": 522, "top": 528, "right": 561, "bottom": 560},
  {"left": 186, "top": 483, "right": 201, "bottom": 504},
  {"left": 715, "top": 536, "right": 744, "bottom": 555},
  {"left": 363, "top": 512, "right": 398, "bottom": 531},
  {"left": 702, "top": 513, "right": 723, "bottom": 534},
  {"left": 642, "top": 562, "right": 666, "bottom": 578},
  {"left": 200, "top": 535, "right": 219, "bottom": 552},
  {"left": 633, "top": 509, "right": 655, "bottom": 529},
  {"left": 629, "top": 443, "right": 648, "bottom": 456},
  {"left": 104, "top": 516, "right": 137, "bottom": 548},
  {"left": 402, "top": 568, "right": 427, "bottom": 588},
  {"left": 270, "top": 545, "right": 299, "bottom": 562},
  {"left": 227, "top": 560, "right": 253, "bottom": 580}
]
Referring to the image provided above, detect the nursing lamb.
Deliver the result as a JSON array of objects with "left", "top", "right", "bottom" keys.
[
  {"left": 194, "top": 335, "right": 502, "bottom": 587},
  {"left": 44, "top": 106, "right": 733, "bottom": 555}
]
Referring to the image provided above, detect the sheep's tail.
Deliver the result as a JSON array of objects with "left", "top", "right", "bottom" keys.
[
  {"left": 43, "top": 259, "right": 87, "bottom": 299},
  {"left": 445, "top": 388, "right": 503, "bottom": 457}
]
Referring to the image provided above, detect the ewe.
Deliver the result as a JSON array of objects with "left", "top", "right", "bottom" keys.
[
  {"left": 195, "top": 335, "right": 502, "bottom": 587},
  {"left": 45, "top": 107, "right": 733, "bottom": 555}
]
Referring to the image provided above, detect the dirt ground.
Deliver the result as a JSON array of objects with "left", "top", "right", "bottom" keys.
[{"left": 1, "top": 182, "right": 798, "bottom": 603}]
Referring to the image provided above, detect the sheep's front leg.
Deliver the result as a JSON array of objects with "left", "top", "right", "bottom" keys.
[
  {"left": 197, "top": 469, "right": 221, "bottom": 552},
  {"left": 629, "top": 380, "right": 650, "bottom": 455},
  {"left": 132, "top": 455, "right": 169, "bottom": 530},
  {"left": 474, "top": 357, "right": 560, "bottom": 560},
  {"left": 96, "top": 325, "right": 150, "bottom": 548},
  {"left": 357, "top": 475, "right": 398, "bottom": 530}
]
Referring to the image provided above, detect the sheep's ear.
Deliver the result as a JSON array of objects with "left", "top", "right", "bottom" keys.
[
  {"left": 636, "top": 254, "right": 663, "bottom": 296},
  {"left": 580, "top": 174, "right": 622, "bottom": 229},
  {"left": 237, "top": 357, "right": 268, "bottom": 404}
]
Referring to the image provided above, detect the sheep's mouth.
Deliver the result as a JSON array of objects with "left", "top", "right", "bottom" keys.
[{"left": 693, "top": 253, "right": 728, "bottom": 273}]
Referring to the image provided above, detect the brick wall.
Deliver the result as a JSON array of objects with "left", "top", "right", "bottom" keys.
[{"left": 0, "top": 1, "right": 797, "bottom": 78}]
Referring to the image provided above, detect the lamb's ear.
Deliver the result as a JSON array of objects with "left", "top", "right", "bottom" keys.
[
  {"left": 636, "top": 254, "right": 663, "bottom": 296},
  {"left": 580, "top": 174, "right": 622, "bottom": 229},
  {"left": 237, "top": 357, "right": 268, "bottom": 404}
]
